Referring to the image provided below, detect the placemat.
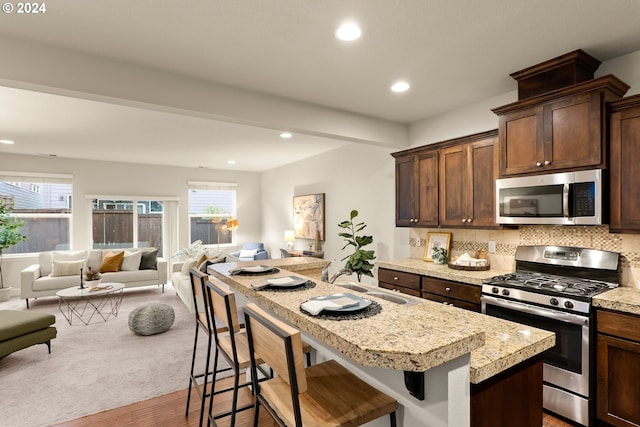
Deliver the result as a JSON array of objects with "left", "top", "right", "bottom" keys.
[
  {"left": 230, "top": 267, "right": 280, "bottom": 276},
  {"left": 299, "top": 300, "right": 382, "bottom": 320}
]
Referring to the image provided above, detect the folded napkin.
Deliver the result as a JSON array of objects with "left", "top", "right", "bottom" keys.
[
  {"left": 230, "top": 265, "right": 269, "bottom": 275},
  {"left": 301, "top": 295, "right": 360, "bottom": 315},
  {"left": 251, "top": 277, "right": 297, "bottom": 290}
]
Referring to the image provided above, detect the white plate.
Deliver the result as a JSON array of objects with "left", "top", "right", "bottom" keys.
[{"left": 302, "top": 293, "right": 372, "bottom": 313}]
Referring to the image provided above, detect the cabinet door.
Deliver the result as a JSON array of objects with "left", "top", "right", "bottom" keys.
[
  {"left": 440, "top": 137, "right": 497, "bottom": 228},
  {"left": 610, "top": 104, "right": 640, "bottom": 232},
  {"left": 597, "top": 334, "right": 640, "bottom": 426},
  {"left": 499, "top": 106, "right": 543, "bottom": 176},
  {"left": 415, "top": 151, "right": 439, "bottom": 226},
  {"left": 439, "top": 144, "right": 470, "bottom": 226},
  {"left": 469, "top": 137, "right": 498, "bottom": 227},
  {"left": 395, "top": 155, "right": 416, "bottom": 226},
  {"left": 542, "top": 91, "right": 602, "bottom": 171}
]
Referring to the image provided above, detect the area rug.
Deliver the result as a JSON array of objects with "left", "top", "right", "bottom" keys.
[{"left": 0, "top": 284, "right": 226, "bottom": 427}]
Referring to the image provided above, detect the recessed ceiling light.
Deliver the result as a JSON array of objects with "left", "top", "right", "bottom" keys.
[
  {"left": 227, "top": 160, "right": 236, "bottom": 165},
  {"left": 280, "top": 132, "right": 292, "bottom": 139},
  {"left": 391, "top": 81, "right": 410, "bottom": 93},
  {"left": 335, "top": 22, "right": 361, "bottom": 41},
  {"left": 0, "top": 139, "right": 15, "bottom": 145}
]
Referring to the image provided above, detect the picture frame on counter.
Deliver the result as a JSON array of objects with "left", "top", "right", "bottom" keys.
[{"left": 424, "top": 232, "right": 452, "bottom": 262}]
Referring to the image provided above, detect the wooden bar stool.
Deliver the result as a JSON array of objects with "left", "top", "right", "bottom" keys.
[
  {"left": 185, "top": 268, "right": 226, "bottom": 427},
  {"left": 243, "top": 303, "right": 398, "bottom": 427}
]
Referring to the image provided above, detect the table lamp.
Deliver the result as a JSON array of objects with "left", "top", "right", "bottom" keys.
[{"left": 284, "top": 230, "right": 295, "bottom": 251}]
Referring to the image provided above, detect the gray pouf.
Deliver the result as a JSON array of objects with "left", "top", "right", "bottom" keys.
[{"left": 128, "top": 303, "right": 175, "bottom": 336}]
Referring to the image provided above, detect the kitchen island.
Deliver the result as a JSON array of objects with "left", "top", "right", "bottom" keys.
[{"left": 208, "top": 258, "right": 554, "bottom": 427}]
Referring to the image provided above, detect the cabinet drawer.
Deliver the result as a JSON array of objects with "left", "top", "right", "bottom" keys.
[
  {"left": 422, "top": 292, "right": 481, "bottom": 312},
  {"left": 378, "top": 268, "right": 421, "bottom": 291},
  {"left": 597, "top": 310, "right": 640, "bottom": 342},
  {"left": 422, "top": 277, "right": 481, "bottom": 304},
  {"left": 379, "top": 282, "right": 421, "bottom": 298}
]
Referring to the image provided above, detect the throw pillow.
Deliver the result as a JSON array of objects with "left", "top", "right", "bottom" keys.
[
  {"left": 239, "top": 248, "right": 258, "bottom": 258},
  {"left": 100, "top": 251, "right": 125, "bottom": 273},
  {"left": 181, "top": 258, "right": 198, "bottom": 276},
  {"left": 121, "top": 250, "right": 143, "bottom": 271},
  {"left": 139, "top": 248, "right": 158, "bottom": 270},
  {"left": 50, "top": 260, "right": 85, "bottom": 277},
  {"left": 39, "top": 251, "right": 53, "bottom": 276},
  {"left": 195, "top": 254, "right": 208, "bottom": 271}
]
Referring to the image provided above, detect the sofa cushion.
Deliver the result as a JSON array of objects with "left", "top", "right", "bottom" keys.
[
  {"left": 181, "top": 258, "right": 198, "bottom": 276},
  {"left": 100, "top": 251, "right": 124, "bottom": 273},
  {"left": 39, "top": 251, "right": 54, "bottom": 276},
  {"left": 33, "top": 275, "right": 82, "bottom": 292},
  {"left": 50, "top": 260, "right": 85, "bottom": 277},
  {"left": 139, "top": 249, "right": 158, "bottom": 270},
  {"left": 101, "top": 269, "right": 158, "bottom": 283},
  {"left": 0, "top": 310, "right": 56, "bottom": 342},
  {"left": 86, "top": 250, "right": 104, "bottom": 272},
  {"left": 121, "top": 250, "right": 142, "bottom": 271}
]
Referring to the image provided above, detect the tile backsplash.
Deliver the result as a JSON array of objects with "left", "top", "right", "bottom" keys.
[{"left": 410, "top": 225, "right": 640, "bottom": 288}]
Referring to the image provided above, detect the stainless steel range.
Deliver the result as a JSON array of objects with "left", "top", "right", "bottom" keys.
[{"left": 481, "top": 245, "right": 620, "bottom": 427}]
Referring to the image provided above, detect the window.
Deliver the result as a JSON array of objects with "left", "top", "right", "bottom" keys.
[
  {"left": 91, "top": 198, "right": 164, "bottom": 256},
  {"left": 188, "top": 181, "right": 237, "bottom": 246},
  {"left": 0, "top": 172, "right": 73, "bottom": 254}
]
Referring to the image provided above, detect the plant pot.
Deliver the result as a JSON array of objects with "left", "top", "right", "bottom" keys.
[
  {"left": 85, "top": 280, "right": 101, "bottom": 289},
  {"left": 0, "top": 287, "right": 12, "bottom": 301}
]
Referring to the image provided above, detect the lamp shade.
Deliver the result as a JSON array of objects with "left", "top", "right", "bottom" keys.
[
  {"left": 227, "top": 219, "right": 239, "bottom": 230},
  {"left": 284, "top": 230, "right": 295, "bottom": 242}
]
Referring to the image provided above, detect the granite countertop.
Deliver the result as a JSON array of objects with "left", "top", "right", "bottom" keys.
[
  {"left": 378, "top": 258, "right": 512, "bottom": 286},
  {"left": 593, "top": 287, "right": 640, "bottom": 316},
  {"left": 208, "top": 258, "right": 555, "bottom": 384}
]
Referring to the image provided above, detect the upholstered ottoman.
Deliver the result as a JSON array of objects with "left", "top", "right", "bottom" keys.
[
  {"left": 128, "top": 303, "right": 175, "bottom": 336},
  {"left": 0, "top": 310, "right": 57, "bottom": 358}
]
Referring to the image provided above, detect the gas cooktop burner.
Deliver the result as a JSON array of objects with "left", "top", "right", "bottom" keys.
[{"left": 486, "top": 272, "right": 613, "bottom": 297}]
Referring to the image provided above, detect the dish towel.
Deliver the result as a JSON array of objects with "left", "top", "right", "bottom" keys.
[{"left": 301, "top": 296, "right": 360, "bottom": 315}]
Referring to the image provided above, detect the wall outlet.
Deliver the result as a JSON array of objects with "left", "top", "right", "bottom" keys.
[{"left": 488, "top": 241, "right": 497, "bottom": 253}]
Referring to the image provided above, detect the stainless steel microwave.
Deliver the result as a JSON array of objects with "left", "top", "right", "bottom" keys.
[{"left": 496, "top": 169, "right": 605, "bottom": 225}]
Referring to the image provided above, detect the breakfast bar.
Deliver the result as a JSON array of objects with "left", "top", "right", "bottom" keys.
[{"left": 208, "top": 258, "right": 555, "bottom": 427}]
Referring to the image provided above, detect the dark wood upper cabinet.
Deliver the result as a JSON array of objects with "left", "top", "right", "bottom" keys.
[
  {"left": 609, "top": 94, "right": 640, "bottom": 233},
  {"left": 439, "top": 131, "right": 498, "bottom": 228},
  {"left": 393, "top": 148, "right": 438, "bottom": 227},
  {"left": 493, "top": 76, "right": 629, "bottom": 177}
]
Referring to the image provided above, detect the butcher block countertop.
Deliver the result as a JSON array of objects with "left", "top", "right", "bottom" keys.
[{"left": 208, "top": 258, "right": 554, "bottom": 384}]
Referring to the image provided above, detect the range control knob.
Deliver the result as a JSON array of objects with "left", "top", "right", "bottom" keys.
[
  {"left": 501, "top": 289, "right": 510, "bottom": 296},
  {"left": 550, "top": 298, "right": 559, "bottom": 306},
  {"left": 565, "top": 301, "right": 574, "bottom": 309},
  {"left": 491, "top": 287, "right": 499, "bottom": 294}
]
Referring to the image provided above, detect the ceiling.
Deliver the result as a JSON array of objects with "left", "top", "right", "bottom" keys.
[{"left": 1, "top": 0, "right": 640, "bottom": 172}]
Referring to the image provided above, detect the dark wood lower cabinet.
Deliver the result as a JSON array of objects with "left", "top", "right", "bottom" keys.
[
  {"left": 596, "top": 309, "right": 640, "bottom": 427},
  {"left": 471, "top": 354, "right": 544, "bottom": 427}
]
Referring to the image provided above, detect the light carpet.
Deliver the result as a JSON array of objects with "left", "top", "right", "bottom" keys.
[{"left": 0, "top": 284, "right": 224, "bottom": 427}]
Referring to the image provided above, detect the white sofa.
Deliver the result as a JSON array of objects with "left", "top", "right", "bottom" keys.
[{"left": 21, "top": 248, "right": 167, "bottom": 308}]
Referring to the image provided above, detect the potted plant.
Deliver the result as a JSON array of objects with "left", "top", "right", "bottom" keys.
[
  {"left": 0, "top": 199, "right": 29, "bottom": 301},
  {"left": 338, "top": 210, "right": 376, "bottom": 281},
  {"left": 431, "top": 246, "right": 448, "bottom": 265},
  {"left": 84, "top": 267, "right": 102, "bottom": 288}
]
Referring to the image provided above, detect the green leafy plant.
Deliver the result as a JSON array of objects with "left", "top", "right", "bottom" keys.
[
  {"left": 84, "top": 267, "right": 101, "bottom": 281},
  {"left": 338, "top": 210, "right": 375, "bottom": 281},
  {"left": 0, "top": 199, "right": 29, "bottom": 289},
  {"left": 431, "top": 246, "right": 448, "bottom": 264}
]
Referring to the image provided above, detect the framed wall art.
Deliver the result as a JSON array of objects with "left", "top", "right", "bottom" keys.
[
  {"left": 423, "top": 232, "right": 452, "bottom": 262},
  {"left": 293, "top": 193, "right": 325, "bottom": 240}
]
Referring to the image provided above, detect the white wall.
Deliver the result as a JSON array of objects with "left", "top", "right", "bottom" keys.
[
  {"left": 0, "top": 153, "right": 262, "bottom": 295},
  {"left": 261, "top": 143, "right": 404, "bottom": 283}
]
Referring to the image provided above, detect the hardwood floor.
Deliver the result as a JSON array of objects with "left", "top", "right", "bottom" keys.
[{"left": 52, "top": 376, "right": 576, "bottom": 427}]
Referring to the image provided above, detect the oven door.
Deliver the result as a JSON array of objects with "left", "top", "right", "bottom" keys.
[{"left": 481, "top": 295, "right": 590, "bottom": 397}]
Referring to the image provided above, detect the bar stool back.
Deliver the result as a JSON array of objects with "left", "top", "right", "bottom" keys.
[{"left": 244, "top": 303, "right": 398, "bottom": 427}]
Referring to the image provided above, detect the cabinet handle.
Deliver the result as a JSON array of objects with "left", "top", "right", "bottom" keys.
[
  {"left": 461, "top": 219, "right": 467, "bottom": 223},
  {"left": 467, "top": 218, "right": 473, "bottom": 223},
  {"left": 536, "top": 162, "right": 542, "bottom": 167},
  {"left": 445, "top": 287, "right": 451, "bottom": 292},
  {"left": 544, "top": 160, "right": 551, "bottom": 165},
  {"left": 393, "top": 276, "right": 399, "bottom": 281}
]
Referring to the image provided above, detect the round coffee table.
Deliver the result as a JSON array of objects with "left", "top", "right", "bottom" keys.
[{"left": 56, "top": 283, "right": 125, "bottom": 325}]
